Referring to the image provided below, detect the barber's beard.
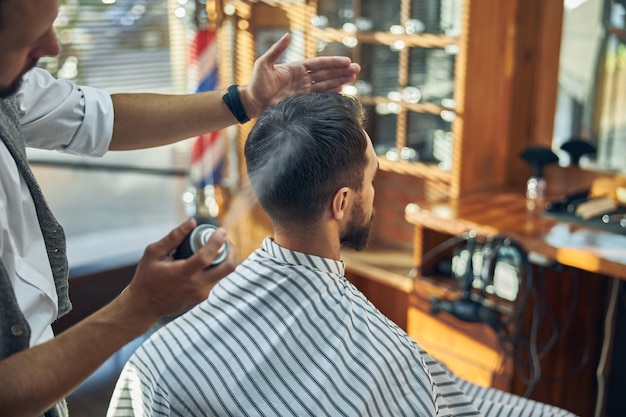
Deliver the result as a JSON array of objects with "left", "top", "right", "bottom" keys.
[
  {"left": 340, "top": 199, "right": 374, "bottom": 251},
  {"left": 0, "top": 60, "right": 37, "bottom": 99},
  {"left": 0, "top": 77, "right": 24, "bottom": 99}
]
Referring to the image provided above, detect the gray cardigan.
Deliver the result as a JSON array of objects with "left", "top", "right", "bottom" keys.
[{"left": 0, "top": 97, "right": 71, "bottom": 417}]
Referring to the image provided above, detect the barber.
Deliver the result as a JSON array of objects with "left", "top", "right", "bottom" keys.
[{"left": 0, "top": 0, "right": 360, "bottom": 416}]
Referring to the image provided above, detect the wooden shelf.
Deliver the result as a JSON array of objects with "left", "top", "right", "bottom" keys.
[
  {"left": 357, "top": 95, "right": 447, "bottom": 117},
  {"left": 341, "top": 245, "right": 414, "bottom": 294},
  {"left": 312, "top": 27, "right": 458, "bottom": 49},
  {"left": 377, "top": 156, "right": 452, "bottom": 182}
]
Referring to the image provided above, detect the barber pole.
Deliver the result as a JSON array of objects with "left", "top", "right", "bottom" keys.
[{"left": 186, "top": 2, "right": 226, "bottom": 219}]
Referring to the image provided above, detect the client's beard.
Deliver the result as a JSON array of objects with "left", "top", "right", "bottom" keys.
[{"left": 340, "top": 200, "right": 374, "bottom": 251}]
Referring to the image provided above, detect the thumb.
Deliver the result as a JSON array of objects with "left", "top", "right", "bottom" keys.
[
  {"left": 151, "top": 218, "right": 197, "bottom": 257},
  {"left": 257, "top": 33, "right": 290, "bottom": 67}
]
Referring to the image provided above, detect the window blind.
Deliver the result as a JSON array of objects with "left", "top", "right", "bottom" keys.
[{"left": 32, "top": 0, "right": 192, "bottom": 171}]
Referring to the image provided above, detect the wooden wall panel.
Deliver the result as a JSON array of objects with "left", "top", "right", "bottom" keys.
[
  {"left": 506, "top": 1, "right": 564, "bottom": 189},
  {"left": 453, "top": 0, "right": 518, "bottom": 196}
]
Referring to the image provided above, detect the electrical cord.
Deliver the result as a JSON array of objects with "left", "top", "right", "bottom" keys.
[
  {"left": 501, "top": 263, "right": 595, "bottom": 396},
  {"left": 518, "top": 286, "right": 542, "bottom": 397},
  {"left": 536, "top": 266, "right": 580, "bottom": 361},
  {"left": 410, "top": 232, "right": 474, "bottom": 304},
  {"left": 481, "top": 243, "right": 593, "bottom": 393},
  {"left": 413, "top": 233, "right": 531, "bottom": 330},
  {"left": 410, "top": 232, "right": 472, "bottom": 280},
  {"left": 484, "top": 239, "right": 541, "bottom": 397},
  {"left": 411, "top": 231, "right": 595, "bottom": 396},
  {"left": 595, "top": 278, "right": 621, "bottom": 417},
  {"left": 540, "top": 271, "right": 591, "bottom": 382},
  {"left": 534, "top": 266, "right": 560, "bottom": 360}
]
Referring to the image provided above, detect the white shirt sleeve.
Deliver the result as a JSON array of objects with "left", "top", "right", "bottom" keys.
[{"left": 15, "top": 68, "right": 114, "bottom": 157}]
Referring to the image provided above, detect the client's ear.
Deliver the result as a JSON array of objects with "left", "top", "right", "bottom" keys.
[{"left": 331, "top": 187, "right": 351, "bottom": 221}]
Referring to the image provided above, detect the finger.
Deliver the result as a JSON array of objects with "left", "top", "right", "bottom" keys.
[
  {"left": 303, "top": 61, "right": 360, "bottom": 88},
  {"left": 198, "top": 240, "right": 236, "bottom": 285},
  {"left": 306, "top": 63, "right": 361, "bottom": 81},
  {"left": 301, "top": 56, "right": 355, "bottom": 72},
  {"left": 145, "top": 218, "right": 197, "bottom": 258},
  {"left": 183, "top": 227, "right": 229, "bottom": 271},
  {"left": 310, "top": 74, "right": 359, "bottom": 93},
  {"left": 257, "top": 33, "right": 291, "bottom": 67}
]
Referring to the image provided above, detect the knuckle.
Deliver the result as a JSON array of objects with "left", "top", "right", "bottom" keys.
[{"left": 144, "top": 242, "right": 158, "bottom": 256}]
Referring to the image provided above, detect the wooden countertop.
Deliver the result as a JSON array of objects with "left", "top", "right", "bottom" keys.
[{"left": 405, "top": 191, "right": 626, "bottom": 280}]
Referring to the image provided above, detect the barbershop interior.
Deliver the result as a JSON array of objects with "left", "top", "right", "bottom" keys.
[{"left": 29, "top": 0, "right": 626, "bottom": 416}]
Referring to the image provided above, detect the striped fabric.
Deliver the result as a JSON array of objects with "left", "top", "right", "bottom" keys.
[{"left": 107, "top": 238, "right": 578, "bottom": 417}]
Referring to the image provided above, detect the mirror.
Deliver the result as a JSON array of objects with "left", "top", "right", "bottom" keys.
[{"left": 553, "top": 0, "right": 626, "bottom": 172}]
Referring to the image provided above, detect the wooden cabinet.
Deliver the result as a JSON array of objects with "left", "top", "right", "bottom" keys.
[
  {"left": 212, "top": 0, "right": 566, "bottom": 253},
  {"left": 214, "top": 0, "right": 557, "bottom": 200},
  {"left": 404, "top": 191, "right": 626, "bottom": 416}
]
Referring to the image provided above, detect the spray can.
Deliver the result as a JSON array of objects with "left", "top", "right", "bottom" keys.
[{"left": 173, "top": 224, "right": 229, "bottom": 266}]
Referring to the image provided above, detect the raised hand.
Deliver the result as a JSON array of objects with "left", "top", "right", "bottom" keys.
[{"left": 241, "top": 33, "right": 361, "bottom": 118}]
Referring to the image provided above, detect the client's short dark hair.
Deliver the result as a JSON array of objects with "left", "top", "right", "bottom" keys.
[{"left": 245, "top": 93, "right": 368, "bottom": 227}]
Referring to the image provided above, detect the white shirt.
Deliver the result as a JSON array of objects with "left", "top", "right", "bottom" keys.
[{"left": 1, "top": 68, "right": 113, "bottom": 346}]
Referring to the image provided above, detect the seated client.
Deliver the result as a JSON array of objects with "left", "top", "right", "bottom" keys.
[{"left": 107, "top": 92, "right": 577, "bottom": 417}]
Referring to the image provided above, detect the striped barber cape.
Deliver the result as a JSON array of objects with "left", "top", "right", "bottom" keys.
[{"left": 107, "top": 238, "right": 577, "bottom": 417}]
